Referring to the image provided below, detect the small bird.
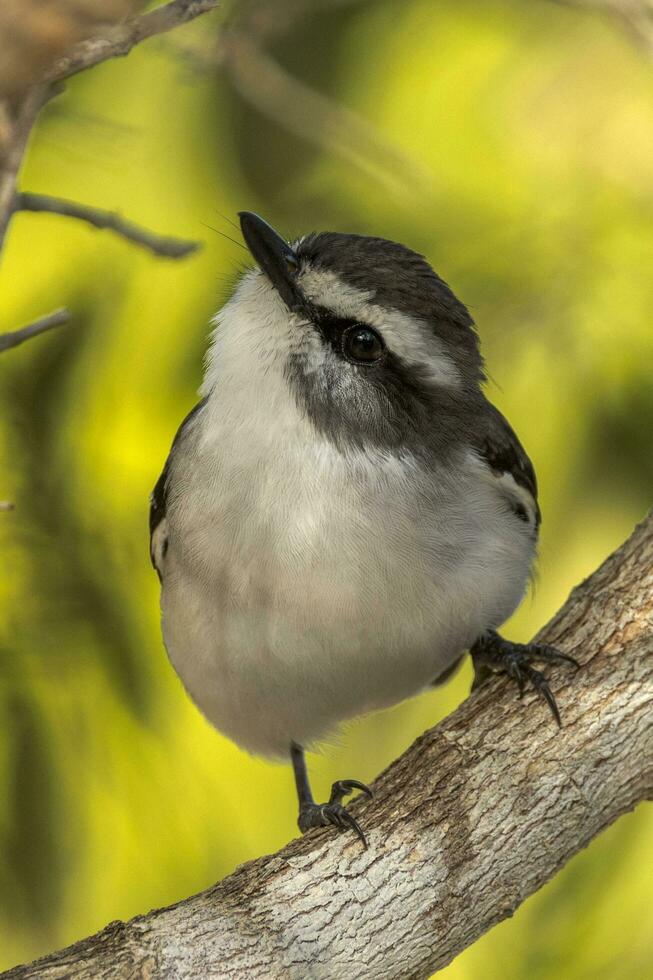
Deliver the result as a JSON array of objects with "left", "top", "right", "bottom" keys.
[{"left": 150, "top": 212, "right": 577, "bottom": 845}]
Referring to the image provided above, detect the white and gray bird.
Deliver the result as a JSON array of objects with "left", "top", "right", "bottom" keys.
[{"left": 150, "top": 212, "right": 577, "bottom": 844}]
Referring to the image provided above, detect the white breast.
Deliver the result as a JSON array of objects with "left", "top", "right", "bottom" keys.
[{"left": 160, "top": 416, "right": 534, "bottom": 758}]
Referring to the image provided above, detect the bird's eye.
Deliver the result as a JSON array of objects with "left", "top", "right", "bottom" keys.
[
  {"left": 285, "top": 253, "right": 298, "bottom": 272},
  {"left": 342, "top": 325, "right": 385, "bottom": 364}
]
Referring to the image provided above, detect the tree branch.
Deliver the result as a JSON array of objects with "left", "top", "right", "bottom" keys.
[
  {"left": 0, "top": 307, "right": 70, "bottom": 353},
  {"left": 0, "top": 86, "right": 48, "bottom": 251},
  {"left": 219, "top": 30, "right": 431, "bottom": 196},
  {"left": 0, "top": 2, "right": 148, "bottom": 98},
  {"left": 44, "top": 0, "right": 220, "bottom": 84},
  {"left": 16, "top": 193, "right": 200, "bottom": 259},
  {"left": 0, "top": 2, "right": 219, "bottom": 258},
  {"left": 4, "top": 513, "right": 652, "bottom": 978}
]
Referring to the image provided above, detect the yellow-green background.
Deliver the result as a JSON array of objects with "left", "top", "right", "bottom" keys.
[{"left": 1, "top": 0, "right": 651, "bottom": 975}]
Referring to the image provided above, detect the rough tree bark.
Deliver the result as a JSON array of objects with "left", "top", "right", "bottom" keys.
[{"left": 4, "top": 513, "right": 651, "bottom": 978}]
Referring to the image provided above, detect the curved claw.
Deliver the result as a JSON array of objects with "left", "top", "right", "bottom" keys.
[
  {"left": 298, "top": 799, "right": 369, "bottom": 848},
  {"left": 525, "top": 665, "right": 562, "bottom": 727},
  {"left": 337, "top": 808, "right": 367, "bottom": 847},
  {"left": 529, "top": 644, "right": 580, "bottom": 670},
  {"left": 329, "top": 779, "right": 373, "bottom": 805},
  {"left": 508, "top": 659, "right": 526, "bottom": 699},
  {"left": 472, "top": 632, "right": 578, "bottom": 726}
]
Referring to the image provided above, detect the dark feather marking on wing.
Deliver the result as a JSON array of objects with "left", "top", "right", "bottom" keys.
[
  {"left": 476, "top": 402, "right": 541, "bottom": 527},
  {"left": 149, "top": 398, "right": 207, "bottom": 574}
]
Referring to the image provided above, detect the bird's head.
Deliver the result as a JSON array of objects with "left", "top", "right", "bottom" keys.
[{"left": 203, "top": 212, "right": 485, "bottom": 455}]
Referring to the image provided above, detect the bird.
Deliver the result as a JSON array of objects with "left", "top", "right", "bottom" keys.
[{"left": 150, "top": 211, "right": 578, "bottom": 846}]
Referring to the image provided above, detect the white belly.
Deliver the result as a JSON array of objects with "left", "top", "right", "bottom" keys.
[{"left": 158, "top": 415, "right": 535, "bottom": 758}]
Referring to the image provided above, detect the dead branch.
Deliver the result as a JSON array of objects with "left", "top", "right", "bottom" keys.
[
  {"left": 44, "top": 0, "right": 220, "bottom": 84},
  {"left": 4, "top": 512, "right": 652, "bottom": 979},
  {"left": 0, "top": 87, "right": 48, "bottom": 251},
  {"left": 0, "top": 307, "right": 70, "bottom": 353},
  {"left": 16, "top": 193, "right": 199, "bottom": 258},
  {"left": 0, "top": 1, "right": 147, "bottom": 98},
  {"left": 0, "top": 2, "right": 219, "bottom": 258}
]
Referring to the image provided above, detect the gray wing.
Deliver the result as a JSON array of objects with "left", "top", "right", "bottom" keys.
[
  {"left": 475, "top": 401, "right": 541, "bottom": 528},
  {"left": 149, "top": 398, "right": 207, "bottom": 578}
]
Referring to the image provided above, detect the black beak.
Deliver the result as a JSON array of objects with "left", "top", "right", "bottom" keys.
[{"left": 238, "top": 211, "right": 301, "bottom": 311}]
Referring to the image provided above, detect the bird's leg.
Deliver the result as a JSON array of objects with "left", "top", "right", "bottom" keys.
[
  {"left": 290, "top": 742, "right": 372, "bottom": 848},
  {"left": 470, "top": 630, "right": 579, "bottom": 726}
]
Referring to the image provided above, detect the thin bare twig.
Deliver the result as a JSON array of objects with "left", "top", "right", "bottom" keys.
[
  {"left": 45, "top": 0, "right": 220, "bottom": 84},
  {"left": 219, "top": 30, "right": 432, "bottom": 197},
  {"left": 0, "top": 0, "right": 219, "bottom": 258},
  {"left": 0, "top": 308, "right": 70, "bottom": 353},
  {"left": 0, "top": 1, "right": 148, "bottom": 98},
  {"left": 0, "top": 3, "right": 217, "bottom": 523},
  {"left": 16, "top": 192, "right": 200, "bottom": 259}
]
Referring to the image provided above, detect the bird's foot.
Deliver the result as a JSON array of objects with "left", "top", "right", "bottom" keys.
[
  {"left": 471, "top": 631, "right": 579, "bottom": 726},
  {"left": 298, "top": 779, "right": 372, "bottom": 847}
]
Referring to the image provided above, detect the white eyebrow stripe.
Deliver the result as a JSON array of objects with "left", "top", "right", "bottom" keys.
[
  {"left": 297, "top": 267, "right": 462, "bottom": 388},
  {"left": 298, "top": 266, "right": 374, "bottom": 313},
  {"left": 381, "top": 311, "right": 461, "bottom": 387}
]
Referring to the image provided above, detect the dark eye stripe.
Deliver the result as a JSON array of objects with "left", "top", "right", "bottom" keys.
[
  {"left": 310, "top": 305, "right": 358, "bottom": 337},
  {"left": 307, "top": 304, "right": 386, "bottom": 365}
]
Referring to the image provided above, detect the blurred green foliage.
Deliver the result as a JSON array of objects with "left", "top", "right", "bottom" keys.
[{"left": 0, "top": 0, "right": 651, "bottom": 975}]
